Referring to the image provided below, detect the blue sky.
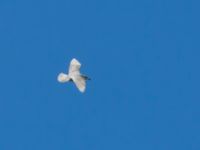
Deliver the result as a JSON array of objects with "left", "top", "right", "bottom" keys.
[{"left": 0, "top": 0, "right": 200, "bottom": 149}]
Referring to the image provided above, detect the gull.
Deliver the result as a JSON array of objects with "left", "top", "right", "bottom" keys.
[{"left": 57, "top": 58, "right": 90, "bottom": 93}]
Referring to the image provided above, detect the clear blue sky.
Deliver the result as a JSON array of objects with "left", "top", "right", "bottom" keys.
[{"left": 0, "top": 0, "right": 199, "bottom": 149}]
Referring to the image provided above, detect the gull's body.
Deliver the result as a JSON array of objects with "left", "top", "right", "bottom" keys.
[{"left": 57, "top": 58, "right": 90, "bottom": 93}]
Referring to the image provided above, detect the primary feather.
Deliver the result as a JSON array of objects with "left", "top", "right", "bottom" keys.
[{"left": 69, "top": 58, "right": 81, "bottom": 74}]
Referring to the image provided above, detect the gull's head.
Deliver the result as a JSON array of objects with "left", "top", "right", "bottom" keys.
[{"left": 57, "top": 73, "right": 70, "bottom": 83}]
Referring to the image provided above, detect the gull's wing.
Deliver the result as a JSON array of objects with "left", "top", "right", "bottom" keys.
[
  {"left": 69, "top": 58, "right": 81, "bottom": 74},
  {"left": 71, "top": 75, "right": 86, "bottom": 93}
]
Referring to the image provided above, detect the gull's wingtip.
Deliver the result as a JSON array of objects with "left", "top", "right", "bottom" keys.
[
  {"left": 77, "top": 84, "right": 86, "bottom": 93},
  {"left": 71, "top": 58, "right": 78, "bottom": 62},
  {"left": 71, "top": 58, "right": 76, "bottom": 61},
  {"left": 79, "top": 89, "right": 85, "bottom": 93},
  {"left": 71, "top": 58, "right": 81, "bottom": 65}
]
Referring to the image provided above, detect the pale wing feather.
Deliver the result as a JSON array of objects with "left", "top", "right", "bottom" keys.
[
  {"left": 71, "top": 75, "right": 86, "bottom": 93},
  {"left": 69, "top": 58, "right": 81, "bottom": 74}
]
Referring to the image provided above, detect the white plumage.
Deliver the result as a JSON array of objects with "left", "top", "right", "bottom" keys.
[{"left": 57, "top": 58, "right": 89, "bottom": 93}]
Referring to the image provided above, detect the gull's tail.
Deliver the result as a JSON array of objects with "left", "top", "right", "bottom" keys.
[{"left": 57, "top": 73, "right": 70, "bottom": 83}]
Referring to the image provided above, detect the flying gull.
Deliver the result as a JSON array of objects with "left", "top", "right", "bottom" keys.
[{"left": 57, "top": 58, "right": 90, "bottom": 93}]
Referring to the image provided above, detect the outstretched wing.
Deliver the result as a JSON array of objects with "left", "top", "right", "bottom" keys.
[
  {"left": 71, "top": 75, "right": 86, "bottom": 93},
  {"left": 69, "top": 58, "right": 81, "bottom": 74}
]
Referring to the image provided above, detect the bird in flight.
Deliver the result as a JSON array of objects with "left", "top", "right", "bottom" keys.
[{"left": 57, "top": 58, "right": 90, "bottom": 93}]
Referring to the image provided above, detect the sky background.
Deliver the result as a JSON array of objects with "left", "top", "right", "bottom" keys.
[{"left": 0, "top": 0, "right": 200, "bottom": 149}]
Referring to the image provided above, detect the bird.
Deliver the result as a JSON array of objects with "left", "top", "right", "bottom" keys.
[{"left": 57, "top": 58, "right": 90, "bottom": 93}]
